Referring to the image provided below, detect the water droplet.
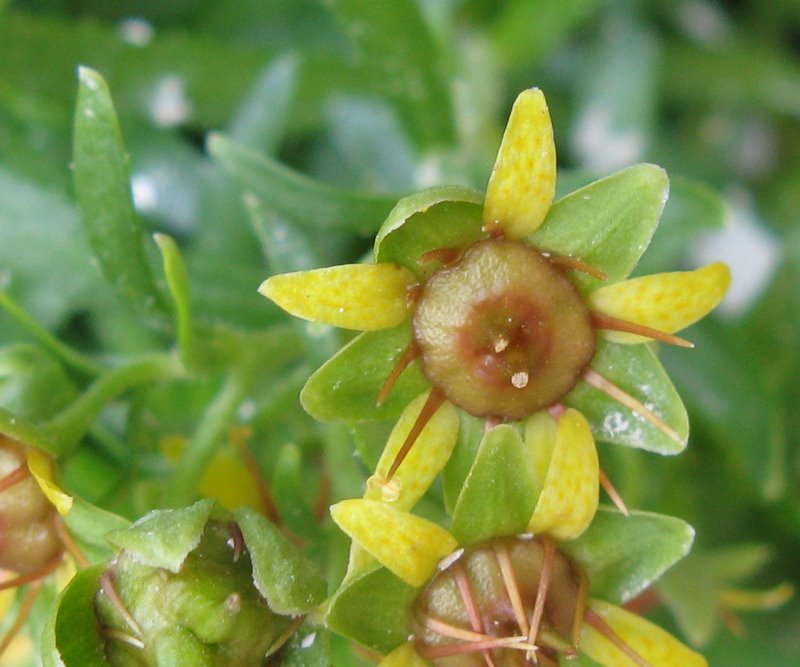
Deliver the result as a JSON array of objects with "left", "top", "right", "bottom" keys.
[{"left": 148, "top": 74, "right": 193, "bottom": 128}]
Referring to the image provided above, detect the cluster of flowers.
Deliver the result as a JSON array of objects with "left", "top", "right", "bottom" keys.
[{"left": 0, "top": 89, "right": 732, "bottom": 666}]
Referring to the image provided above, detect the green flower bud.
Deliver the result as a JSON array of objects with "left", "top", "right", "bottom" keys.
[{"left": 93, "top": 500, "right": 326, "bottom": 666}]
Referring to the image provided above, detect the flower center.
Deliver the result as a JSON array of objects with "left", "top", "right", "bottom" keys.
[
  {"left": 414, "top": 536, "right": 585, "bottom": 665},
  {"left": 413, "top": 239, "right": 595, "bottom": 420}
]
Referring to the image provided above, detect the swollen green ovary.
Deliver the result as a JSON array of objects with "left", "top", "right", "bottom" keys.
[{"left": 413, "top": 239, "right": 595, "bottom": 420}]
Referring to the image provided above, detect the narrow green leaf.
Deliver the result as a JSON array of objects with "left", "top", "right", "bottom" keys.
[
  {"left": 374, "top": 186, "right": 486, "bottom": 276},
  {"left": 234, "top": 507, "right": 327, "bottom": 615},
  {"left": 269, "top": 443, "right": 320, "bottom": 540},
  {"left": 532, "top": 164, "right": 669, "bottom": 290},
  {"left": 72, "top": 66, "right": 165, "bottom": 320},
  {"left": 0, "top": 344, "right": 77, "bottom": 420},
  {"left": 567, "top": 340, "right": 689, "bottom": 454},
  {"left": 300, "top": 323, "right": 428, "bottom": 422},
  {"left": 442, "top": 411, "right": 485, "bottom": 514},
  {"left": 107, "top": 499, "right": 214, "bottom": 572},
  {"left": 154, "top": 233, "right": 197, "bottom": 368},
  {"left": 561, "top": 507, "right": 695, "bottom": 603},
  {"left": 209, "top": 133, "right": 398, "bottom": 235},
  {"left": 42, "top": 565, "right": 108, "bottom": 667},
  {"left": 325, "top": 567, "right": 416, "bottom": 654},
  {"left": 451, "top": 425, "right": 538, "bottom": 545}
]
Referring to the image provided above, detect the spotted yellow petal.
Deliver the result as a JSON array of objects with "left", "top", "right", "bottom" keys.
[
  {"left": 526, "top": 409, "right": 598, "bottom": 541},
  {"left": 26, "top": 450, "right": 72, "bottom": 515},
  {"left": 581, "top": 598, "right": 707, "bottom": 667},
  {"left": 366, "top": 393, "right": 458, "bottom": 510},
  {"left": 483, "top": 88, "right": 556, "bottom": 240},
  {"left": 378, "top": 642, "right": 428, "bottom": 667},
  {"left": 589, "top": 263, "right": 731, "bottom": 344},
  {"left": 259, "top": 263, "right": 417, "bottom": 331},
  {"left": 330, "top": 499, "right": 457, "bottom": 587}
]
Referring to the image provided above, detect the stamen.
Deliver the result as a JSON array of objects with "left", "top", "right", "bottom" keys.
[
  {"left": 572, "top": 572, "right": 590, "bottom": 647},
  {"left": 482, "top": 220, "right": 506, "bottom": 239},
  {"left": 719, "top": 607, "right": 746, "bottom": 637},
  {"left": 581, "top": 369, "right": 683, "bottom": 445},
  {"left": 228, "top": 522, "right": 245, "bottom": 562},
  {"left": 376, "top": 341, "right": 420, "bottom": 407},
  {"left": 0, "top": 464, "right": 30, "bottom": 492},
  {"left": 0, "top": 581, "right": 41, "bottom": 658},
  {"left": 419, "top": 248, "right": 462, "bottom": 266},
  {"left": 99, "top": 570, "right": 144, "bottom": 638},
  {"left": 233, "top": 433, "right": 280, "bottom": 523},
  {"left": 527, "top": 538, "right": 556, "bottom": 655},
  {"left": 417, "top": 635, "right": 534, "bottom": 660},
  {"left": 493, "top": 541, "right": 530, "bottom": 637},
  {"left": 102, "top": 628, "right": 146, "bottom": 650},
  {"left": 54, "top": 517, "right": 91, "bottom": 568},
  {"left": 451, "top": 561, "right": 495, "bottom": 667},
  {"left": 583, "top": 607, "right": 654, "bottom": 667},
  {"left": 511, "top": 371, "right": 529, "bottom": 388},
  {"left": 385, "top": 388, "right": 445, "bottom": 480},
  {"left": 544, "top": 254, "right": 608, "bottom": 281},
  {"left": 0, "top": 553, "right": 61, "bottom": 591},
  {"left": 366, "top": 473, "right": 403, "bottom": 502},
  {"left": 598, "top": 469, "right": 630, "bottom": 516},
  {"left": 420, "top": 614, "right": 503, "bottom": 643},
  {"left": 591, "top": 313, "right": 694, "bottom": 348}
]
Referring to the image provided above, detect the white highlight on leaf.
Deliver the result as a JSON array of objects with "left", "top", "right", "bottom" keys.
[
  {"left": 149, "top": 74, "right": 193, "bottom": 128},
  {"left": 118, "top": 17, "right": 154, "bottom": 47}
]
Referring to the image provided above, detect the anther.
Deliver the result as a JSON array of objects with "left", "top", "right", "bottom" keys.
[{"left": 511, "top": 371, "right": 529, "bottom": 388}]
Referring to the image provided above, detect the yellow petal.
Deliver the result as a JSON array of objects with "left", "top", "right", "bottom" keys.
[
  {"left": 483, "top": 88, "right": 556, "bottom": 239},
  {"left": 330, "top": 499, "right": 457, "bottom": 587},
  {"left": 26, "top": 450, "right": 72, "bottom": 515},
  {"left": 719, "top": 582, "right": 794, "bottom": 611},
  {"left": 523, "top": 410, "right": 558, "bottom": 488},
  {"left": 0, "top": 583, "right": 15, "bottom": 616},
  {"left": 581, "top": 599, "right": 707, "bottom": 667},
  {"left": 378, "top": 642, "right": 429, "bottom": 667},
  {"left": 366, "top": 393, "right": 459, "bottom": 511},
  {"left": 526, "top": 409, "right": 598, "bottom": 541},
  {"left": 259, "top": 263, "right": 417, "bottom": 331},
  {"left": 589, "top": 263, "right": 731, "bottom": 344}
]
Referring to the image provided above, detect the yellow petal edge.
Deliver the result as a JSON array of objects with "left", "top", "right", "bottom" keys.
[
  {"left": 259, "top": 263, "right": 417, "bottom": 331},
  {"left": 330, "top": 499, "right": 457, "bottom": 587},
  {"left": 483, "top": 88, "right": 557, "bottom": 240},
  {"left": 27, "top": 449, "right": 73, "bottom": 515},
  {"left": 378, "top": 642, "right": 429, "bottom": 667},
  {"left": 581, "top": 599, "right": 707, "bottom": 667},
  {"left": 589, "top": 263, "right": 731, "bottom": 344}
]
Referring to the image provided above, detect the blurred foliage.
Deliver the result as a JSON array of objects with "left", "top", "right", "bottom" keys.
[{"left": 1, "top": 0, "right": 799, "bottom": 665}]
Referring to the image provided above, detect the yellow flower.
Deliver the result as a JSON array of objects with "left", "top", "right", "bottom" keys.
[{"left": 260, "top": 88, "right": 729, "bottom": 506}]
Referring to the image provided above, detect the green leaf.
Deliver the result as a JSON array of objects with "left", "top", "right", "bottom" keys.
[
  {"left": 0, "top": 344, "right": 76, "bottom": 420},
  {"left": 42, "top": 565, "right": 108, "bottom": 667},
  {"left": 234, "top": 506, "right": 327, "bottom": 615},
  {"left": 276, "top": 623, "right": 332, "bottom": 667},
  {"left": 451, "top": 425, "right": 538, "bottom": 544},
  {"left": 72, "top": 66, "right": 166, "bottom": 321},
  {"left": 531, "top": 164, "right": 669, "bottom": 290},
  {"left": 373, "top": 186, "right": 486, "bottom": 276},
  {"left": 325, "top": 567, "right": 416, "bottom": 654},
  {"left": 63, "top": 496, "right": 131, "bottom": 564},
  {"left": 209, "top": 133, "right": 398, "bottom": 235},
  {"left": 566, "top": 340, "right": 689, "bottom": 454},
  {"left": 442, "top": 411, "right": 485, "bottom": 514},
  {"left": 107, "top": 499, "right": 214, "bottom": 572},
  {"left": 561, "top": 506, "right": 695, "bottom": 603},
  {"left": 300, "top": 323, "right": 428, "bottom": 422},
  {"left": 270, "top": 443, "right": 320, "bottom": 540}
]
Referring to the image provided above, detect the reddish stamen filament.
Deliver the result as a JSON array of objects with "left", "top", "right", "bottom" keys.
[
  {"left": 385, "top": 388, "right": 445, "bottom": 480},
  {"left": 598, "top": 469, "right": 630, "bottom": 516},
  {"left": 0, "top": 464, "right": 30, "bottom": 493},
  {"left": 100, "top": 570, "right": 144, "bottom": 639},
  {"left": 0, "top": 553, "right": 61, "bottom": 591},
  {"left": 451, "top": 561, "right": 495, "bottom": 667},
  {"left": 233, "top": 434, "right": 280, "bottom": 523},
  {"left": 583, "top": 607, "right": 654, "bottom": 667},
  {"left": 591, "top": 312, "right": 693, "bottom": 348},
  {"left": 377, "top": 341, "right": 420, "bottom": 407},
  {"left": 419, "top": 248, "right": 462, "bottom": 266},
  {"left": 493, "top": 541, "right": 530, "bottom": 637},
  {"left": 54, "top": 517, "right": 91, "bottom": 568},
  {"left": 228, "top": 522, "right": 245, "bottom": 562},
  {"left": 544, "top": 254, "right": 608, "bottom": 281},
  {"left": 527, "top": 538, "right": 556, "bottom": 660}
]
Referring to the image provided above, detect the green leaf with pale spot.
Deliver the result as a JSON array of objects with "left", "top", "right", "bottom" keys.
[
  {"left": 567, "top": 340, "right": 688, "bottom": 454},
  {"left": 42, "top": 565, "right": 108, "bottom": 667},
  {"left": 531, "top": 164, "right": 668, "bottom": 291},
  {"left": 561, "top": 507, "right": 695, "bottom": 604},
  {"left": 374, "top": 186, "right": 486, "bottom": 276},
  {"left": 107, "top": 499, "right": 214, "bottom": 573},
  {"left": 301, "top": 323, "right": 428, "bottom": 422},
  {"left": 234, "top": 506, "right": 327, "bottom": 616},
  {"left": 451, "top": 425, "right": 538, "bottom": 545},
  {"left": 325, "top": 567, "right": 417, "bottom": 655}
]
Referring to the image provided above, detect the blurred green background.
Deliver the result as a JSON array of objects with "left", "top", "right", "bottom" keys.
[{"left": 1, "top": 0, "right": 799, "bottom": 665}]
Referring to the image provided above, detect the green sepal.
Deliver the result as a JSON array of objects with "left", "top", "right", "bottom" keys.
[
  {"left": 72, "top": 66, "right": 166, "bottom": 321},
  {"left": 325, "top": 567, "right": 417, "bottom": 655},
  {"left": 442, "top": 411, "right": 485, "bottom": 513},
  {"left": 300, "top": 323, "right": 427, "bottom": 422},
  {"left": 0, "top": 344, "right": 77, "bottom": 420},
  {"left": 107, "top": 499, "right": 215, "bottom": 573},
  {"left": 658, "top": 543, "right": 777, "bottom": 646},
  {"left": 234, "top": 506, "right": 327, "bottom": 615},
  {"left": 275, "top": 623, "right": 332, "bottom": 666},
  {"left": 567, "top": 340, "right": 689, "bottom": 454},
  {"left": 451, "top": 425, "right": 538, "bottom": 545},
  {"left": 63, "top": 496, "right": 131, "bottom": 564},
  {"left": 561, "top": 506, "right": 695, "bottom": 604},
  {"left": 531, "top": 164, "right": 668, "bottom": 290},
  {"left": 209, "top": 133, "right": 398, "bottom": 235},
  {"left": 41, "top": 564, "right": 108, "bottom": 667},
  {"left": 374, "top": 186, "right": 485, "bottom": 276}
]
